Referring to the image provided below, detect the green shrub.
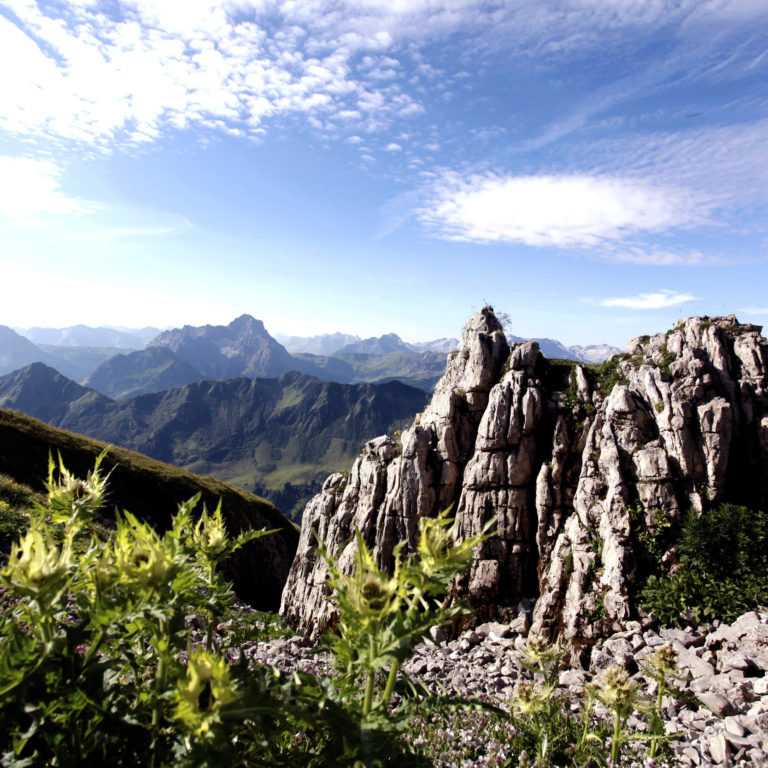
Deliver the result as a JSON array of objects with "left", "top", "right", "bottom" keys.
[
  {"left": 0, "top": 474, "right": 43, "bottom": 549},
  {"left": 640, "top": 503, "right": 768, "bottom": 625},
  {"left": 592, "top": 354, "right": 630, "bottom": 393}
]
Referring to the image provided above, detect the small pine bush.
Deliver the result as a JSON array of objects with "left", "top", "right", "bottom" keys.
[{"left": 640, "top": 502, "right": 768, "bottom": 626}]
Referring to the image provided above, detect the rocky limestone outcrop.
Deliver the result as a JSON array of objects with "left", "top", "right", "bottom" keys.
[{"left": 280, "top": 310, "right": 768, "bottom": 647}]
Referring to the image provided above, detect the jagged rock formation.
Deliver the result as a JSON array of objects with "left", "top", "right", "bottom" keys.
[{"left": 280, "top": 309, "right": 768, "bottom": 647}]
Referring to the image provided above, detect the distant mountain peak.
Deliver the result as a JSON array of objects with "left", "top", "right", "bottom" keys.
[
  {"left": 229, "top": 314, "right": 266, "bottom": 333},
  {"left": 338, "top": 333, "right": 413, "bottom": 355},
  {"left": 146, "top": 315, "right": 294, "bottom": 380}
]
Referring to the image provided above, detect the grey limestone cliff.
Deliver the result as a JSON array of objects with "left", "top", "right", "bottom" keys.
[{"left": 280, "top": 310, "right": 768, "bottom": 646}]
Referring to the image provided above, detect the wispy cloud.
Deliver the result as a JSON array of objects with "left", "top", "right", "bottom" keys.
[
  {"left": 2, "top": 0, "right": 765, "bottom": 153},
  {"left": 607, "top": 247, "right": 736, "bottom": 266},
  {"left": 600, "top": 290, "right": 697, "bottom": 310},
  {"left": 587, "top": 119, "right": 768, "bottom": 206},
  {"left": 0, "top": 155, "right": 94, "bottom": 224},
  {"left": 417, "top": 172, "right": 705, "bottom": 247},
  {"left": 0, "top": 0, "right": 424, "bottom": 148}
]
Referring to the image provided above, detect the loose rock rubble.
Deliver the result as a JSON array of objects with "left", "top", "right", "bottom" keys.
[{"left": 232, "top": 609, "right": 768, "bottom": 767}]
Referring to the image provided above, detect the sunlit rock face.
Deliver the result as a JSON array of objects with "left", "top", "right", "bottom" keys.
[{"left": 280, "top": 311, "right": 768, "bottom": 645}]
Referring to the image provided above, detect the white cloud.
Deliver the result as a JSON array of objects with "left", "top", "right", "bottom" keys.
[
  {"left": 600, "top": 290, "right": 697, "bottom": 310},
  {"left": 0, "top": 156, "right": 93, "bottom": 223},
  {"left": 0, "top": 1, "right": 426, "bottom": 148},
  {"left": 588, "top": 119, "right": 768, "bottom": 207},
  {"left": 417, "top": 172, "right": 704, "bottom": 247}
]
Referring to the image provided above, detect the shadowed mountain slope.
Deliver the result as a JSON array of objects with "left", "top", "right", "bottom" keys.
[
  {"left": 0, "top": 409, "right": 298, "bottom": 610},
  {"left": 84, "top": 346, "right": 204, "bottom": 398}
]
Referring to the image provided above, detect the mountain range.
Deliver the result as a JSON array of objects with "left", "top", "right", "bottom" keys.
[
  {"left": 0, "top": 315, "right": 618, "bottom": 518},
  {"left": 0, "top": 362, "right": 428, "bottom": 520},
  {"left": 4, "top": 318, "right": 620, "bottom": 398},
  {"left": 15, "top": 324, "right": 161, "bottom": 349}
]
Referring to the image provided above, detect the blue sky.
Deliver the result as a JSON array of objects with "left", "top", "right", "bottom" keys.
[{"left": 1, "top": 0, "right": 767, "bottom": 347}]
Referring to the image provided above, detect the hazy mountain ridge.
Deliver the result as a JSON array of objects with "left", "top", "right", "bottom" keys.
[
  {"left": 17, "top": 324, "right": 159, "bottom": 349},
  {"left": 0, "top": 325, "right": 55, "bottom": 375},
  {"left": 275, "top": 331, "right": 361, "bottom": 355},
  {"left": 567, "top": 343, "right": 623, "bottom": 363},
  {"left": 0, "top": 364, "right": 428, "bottom": 520},
  {"left": 0, "top": 326, "right": 144, "bottom": 382},
  {"left": 282, "top": 330, "right": 619, "bottom": 361}
]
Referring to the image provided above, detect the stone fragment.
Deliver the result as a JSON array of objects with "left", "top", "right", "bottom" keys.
[
  {"left": 724, "top": 716, "right": 746, "bottom": 737},
  {"left": 682, "top": 746, "right": 701, "bottom": 765},
  {"left": 697, "top": 692, "right": 737, "bottom": 717},
  {"left": 709, "top": 732, "right": 730, "bottom": 764}
]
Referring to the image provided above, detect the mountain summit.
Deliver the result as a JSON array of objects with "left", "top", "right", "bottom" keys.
[{"left": 149, "top": 314, "right": 296, "bottom": 379}]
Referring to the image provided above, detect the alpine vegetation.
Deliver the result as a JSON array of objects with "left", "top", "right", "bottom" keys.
[{"left": 0, "top": 456, "right": 697, "bottom": 766}]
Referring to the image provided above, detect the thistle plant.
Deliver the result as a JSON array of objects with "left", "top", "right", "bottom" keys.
[
  {"left": 2, "top": 526, "right": 73, "bottom": 644},
  {"left": 595, "top": 664, "right": 641, "bottom": 764},
  {"left": 43, "top": 448, "right": 111, "bottom": 534},
  {"left": 174, "top": 648, "right": 238, "bottom": 738},
  {"left": 642, "top": 642, "right": 680, "bottom": 759},
  {"left": 513, "top": 632, "right": 564, "bottom": 763},
  {"left": 185, "top": 496, "right": 277, "bottom": 650},
  {"left": 321, "top": 510, "right": 492, "bottom": 763},
  {"left": 0, "top": 456, "right": 270, "bottom": 766}
]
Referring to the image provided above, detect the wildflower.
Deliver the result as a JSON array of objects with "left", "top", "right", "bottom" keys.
[
  {"left": 192, "top": 502, "right": 229, "bottom": 559},
  {"left": 46, "top": 449, "right": 110, "bottom": 528},
  {"left": 595, "top": 665, "right": 640, "bottom": 717},
  {"left": 92, "top": 545, "right": 118, "bottom": 592},
  {"left": 647, "top": 642, "right": 679, "bottom": 677},
  {"left": 596, "top": 665, "right": 642, "bottom": 764},
  {"left": 175, "top": 649, "right": 237, "bottom": 737},
  {"left": 417, "top": 509, "right": 479, "bottom": 578},
  {"left": 511, "top": 681, "right": 547, "bottom": 715},
  {"left": 644, "top": 642, "right": 679, "bottom": 759},
  {"left": 519, "top": 632, "right": 562, "bottom": 668},
  {"left": 335, "top": 532, "right": 401, "bottom": 621},
  {"left": 115, "top": 512, "right": 173, "bottom": 591},
  {"left": 1, "top": 528, "right": 72, "bottom": 600}
]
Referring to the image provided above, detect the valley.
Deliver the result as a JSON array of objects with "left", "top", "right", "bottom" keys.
[{"left": 0, "top": 363, "right": 427, "bottom": 520}]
